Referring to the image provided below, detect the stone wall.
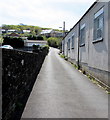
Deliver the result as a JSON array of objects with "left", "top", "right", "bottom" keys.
[{"left": 2, "top": 48, "right": 48, "bottom": 120}]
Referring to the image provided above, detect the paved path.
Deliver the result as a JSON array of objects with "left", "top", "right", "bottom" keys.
[{"left": 22, "top": 48, "right": 108, "bottom": 118}]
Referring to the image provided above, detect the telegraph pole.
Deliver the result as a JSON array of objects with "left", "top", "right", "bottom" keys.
[
  {"left": 63, "top": 21, "right": 65, "bottom": 37},
  {"left": 59, "top": 21, "right": 65, "bottom": 54}
]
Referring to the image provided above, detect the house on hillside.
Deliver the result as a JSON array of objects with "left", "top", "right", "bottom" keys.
[
  {"left": 23, "top": 30, "right": 31, "bottom": 33},
  {"left": 7, "top": 29, "right": 17, "bottom": 33},
  {"left": 62, "top": 1, "right": 110, "bottom": 86},
  {"left": 41, "top": 29, "right": 63, "bottom": 37},
  {"left": 8, "top": 32, "right": 20, "bottom": 37},
  {"left": 40, "top": 29, "right": 53, "bottom": 37},
  {"left": 1, "top": 29, "right": 7, "bottom": 34},
  {"left": 51, "top": 31, "right": 63, "bottom": 37}
]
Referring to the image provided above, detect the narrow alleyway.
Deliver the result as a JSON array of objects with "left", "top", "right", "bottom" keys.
[{"left": 21, "top": 47, "right": 108, "bottom": 118}]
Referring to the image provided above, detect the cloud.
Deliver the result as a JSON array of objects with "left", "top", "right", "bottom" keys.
[{"left": 0, "top": 0, "right": 95, "bottom": 30}]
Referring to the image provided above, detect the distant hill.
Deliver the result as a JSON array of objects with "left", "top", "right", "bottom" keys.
[{"left": 1, "top": 24, "right": 62, "bottom": 34}]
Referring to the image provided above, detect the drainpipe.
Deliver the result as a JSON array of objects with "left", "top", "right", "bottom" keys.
[{"left": 77, "top": 22, "right": 80, "bottom": 70}]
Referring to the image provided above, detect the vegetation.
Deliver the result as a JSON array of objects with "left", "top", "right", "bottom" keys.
[
  {"left": 0, "top": 35, "right": 3, "bottom": 43},
  {"left": 2, "top": 24, "right": 41, "bottom": 33},
  {"left": 33, "top": 44, "right": 49, "bottom": 54},
  {"left": 2, "top": 24, "right": 42, "bottom": 37},
  {"left": 47, "top": 37, "right": 62, "bottom": 48},
  {"left": 3, "top": 37, "right": 24, "bottom": 48},
  {"left": 1, "top": 24, "right": 63, "bottom": 49},
  {"left": 1, "top": 24, "right": 62, "bottom": 36},
  {"left": 27, "top": 35, "right": 44, "bottom": 40},
  {"left": 36, "top": 35, "right": 44, "bottom": 40},
  {"left": 60, "top": 54, "right": 65, "bottom": 59}
]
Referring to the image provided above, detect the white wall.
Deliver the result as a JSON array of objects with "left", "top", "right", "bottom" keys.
[
  {"left": 108, "top": 1, "right": 110, "bottom": 72},
  {"left": 25, "top": 42, "right": 47, "bottom": 47},
  {"left": 88, "top": 2, "right": 109, "bottom": 71},
  {"left": 63, "top": 2, "right": 109, "bottom": 72},
  {"left": 79, "top": 14, "right": 89, "bottom": 64}
]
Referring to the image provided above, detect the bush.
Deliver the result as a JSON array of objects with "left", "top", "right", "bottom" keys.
[
  {"left": 36, "top": 35, "right": 44, "bottom": 40},
  {"left": 27, "top": 35, "right": 44, "bottom": 40},
  {"left": 27, "top": 35, "right": 37, "bottom": 40},
  {"left": 33, "top": 45, "right": 41, "bottom": 53},
  {"left": 41, "top": 45, "right": 49, "bottom": 54},
  {"left": 47, "top": 37, "right": 61, "bottom": 48},
  {"left": 33, "top": 44, "right": 49, "bottom": 55},
  {"left": 3, "top": 37, "right": 24, "bottom": 48}
]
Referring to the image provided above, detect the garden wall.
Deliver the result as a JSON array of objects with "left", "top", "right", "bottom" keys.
[{"left": 2, "top": 48, "right": 48, "bottom": 120}]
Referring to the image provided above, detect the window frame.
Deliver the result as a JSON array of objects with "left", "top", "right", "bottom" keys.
[
  {"left": 80, "top": 23, "right": 86, "bottom": 47},
  {"left": 71, "top": 34, "right": 75, "bottom": 49},
  {"left": 93, "top": 7, "right": 104, "bottom": 43},
  {"left": 67, "top": 38, "right": 71, "bottom": 50}
]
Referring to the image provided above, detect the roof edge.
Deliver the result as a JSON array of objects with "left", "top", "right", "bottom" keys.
[{"left": 63, "top": 1, "right": 97, "bottom": 40}]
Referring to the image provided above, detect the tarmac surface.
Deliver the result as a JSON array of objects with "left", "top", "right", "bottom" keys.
[{"left": 21, "top": 47, "right": 108, "bottom": 118}]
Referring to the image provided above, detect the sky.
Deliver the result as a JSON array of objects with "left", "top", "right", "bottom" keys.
[{"left": 0, "top": 0, "right": 96, "bottom": 30}]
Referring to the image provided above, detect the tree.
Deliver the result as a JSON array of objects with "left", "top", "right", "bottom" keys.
[
  {"left": 3, "top": 37, "right": 24, "bottom": 48},
  {"left": 47, "top": 37, "right": 62, "bottom": 48}
]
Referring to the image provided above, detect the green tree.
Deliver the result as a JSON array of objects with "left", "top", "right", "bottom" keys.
[{"left": 47, "top": 37, "right": 62, "bottom": 48}]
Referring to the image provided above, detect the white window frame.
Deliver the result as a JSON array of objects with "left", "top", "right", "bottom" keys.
[
  {"left": 80, "top": 23, "right": 86, "bottom": 46},
  {"left": 93, "top": 7, "right": 104, "bottom": 42}
]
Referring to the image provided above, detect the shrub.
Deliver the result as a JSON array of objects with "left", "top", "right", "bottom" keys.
[
  {"left": 33, "top": 45, "right": 41, "bottom": 53},
  {"left": 33, "top": 44, "right": 49, "bottom": 55},
  {"left": 47, "top": 37, "right": 62, "bottom": 48},
  {"left": 36, "top": 35, "right": 44, "bottom": 40},
  {"left": 27, "top": 35, "right": 37, "bottom": 40},
  {"left": 3, "top": 37, "right": 24, "bottom": 48},
  {"left": 41, "top": 45, "right": 49, "bottom": 54},
  {"left": 27, "top": 35, "right": 44, "bottom": 40}
]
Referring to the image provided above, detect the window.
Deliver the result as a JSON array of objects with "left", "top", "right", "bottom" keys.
[
  {"left": 93, "top": 8, "right": 104, "bottom": 42},
  {"left": 71, "top": 34, "right": 75, "bottom": 49},
  {"left": 80, "top": 24, "right": 86, "bottom": 46},
  {"left": 62, "top": 40, "right": 65, "bottom": 52},
  {"left": 68, "top": 38, "right": 70, "bottom": 50}
]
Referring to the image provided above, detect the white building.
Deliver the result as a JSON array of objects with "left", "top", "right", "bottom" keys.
[
  {"left": 24, "top": 40, "right": 47, "bottom": 47},
  {"left": 7, "top": 29, "right": 17, "bottom": 33},
  {"left": 23, "top": 30, "right": 31, "bottom": 33},
  {"left": 40, "top": 29, "right": 53, "bottom": 37},
  {"left": 41, "top": 29, "right": 63, "bottom": 37},
  {"left": 62, "top": 1, "right": 110, "bottom": 86}
]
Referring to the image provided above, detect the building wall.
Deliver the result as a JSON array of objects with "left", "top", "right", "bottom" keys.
[
  {"left": 108, "top": 1, "right": 110, "bottom": 86},
  {"left": 63, "top": 24, "right": 79, "bottom": 64},
  {"left": 69, "top": 25, "right": 79, "bottom": 63},
  {"left": 26, "top": 42, "right": 46, "bottom": 47},
  {"left": 24, "top": 41, "right": 47, "bottom": 47},
  {"left": 79, "top": 14, "right": 89, "bottom": 64},
  {"left": 88, "top": 2, "right": 108, "bottom": 71},
  {"left": 108, "top": 1, "right": 110, "bottom": 72},
  {"left": 62, "top": 2, "right": 109, "bottom": 85}
]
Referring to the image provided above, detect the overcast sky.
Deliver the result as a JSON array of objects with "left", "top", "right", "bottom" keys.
[{"left": 1, "top": 0, "right": 96, "bottom": 30}]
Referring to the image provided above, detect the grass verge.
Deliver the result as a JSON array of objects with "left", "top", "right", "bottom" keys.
[{"left": 59, "top": 53, "right": 110, "bottom": 94}]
